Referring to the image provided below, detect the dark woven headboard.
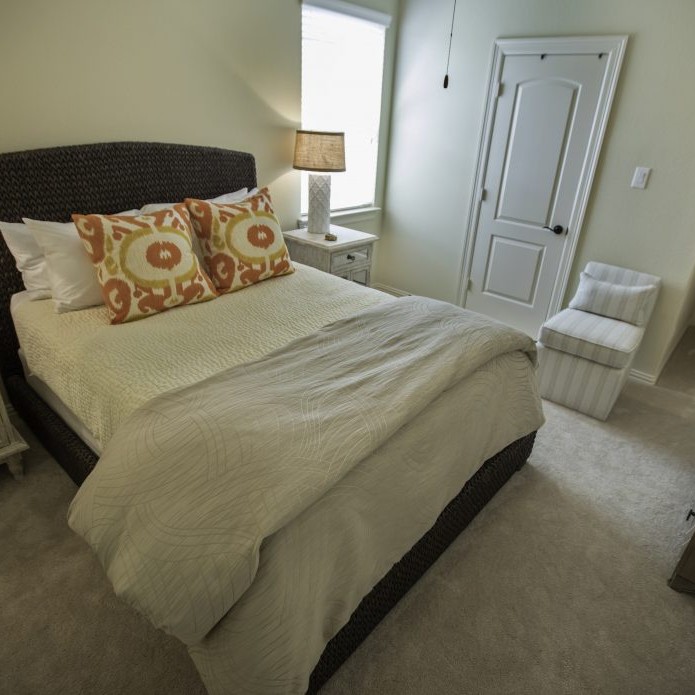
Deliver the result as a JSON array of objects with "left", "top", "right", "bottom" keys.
[{"left": 0, "top": 141, "right": 257, "bottom": 383}]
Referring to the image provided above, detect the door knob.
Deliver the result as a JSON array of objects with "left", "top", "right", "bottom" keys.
[{"left": 543, "top": 224, "right": 564, "bottom": 235}]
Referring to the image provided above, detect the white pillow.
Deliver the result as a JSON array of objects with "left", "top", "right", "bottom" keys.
[
  {"left": 12, "top": 190, "right": 254, "bottom": 312},
  {"left": 211, "top": 187, "right": 257, "bottom": 204},
  {"left": 0, "top": 221, "right": 52, "bottom": 299},
  {"left": 138, "top": 187, "right": 254, "bottom": 213},
  {"left": 569, "top": 271, "right": 658, "bottom": 327},
  {"left": 24, "top": 210, "right": 140, "bottom": 313}
]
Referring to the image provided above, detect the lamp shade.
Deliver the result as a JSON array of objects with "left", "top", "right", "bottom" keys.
[{"left": 293, "top": 130, "right": 346, "bottom": 172}]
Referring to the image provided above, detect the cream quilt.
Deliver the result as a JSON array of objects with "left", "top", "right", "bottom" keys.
[
  {"left": 67, "top": 296, "right": 543, "bottom": 693},
  {"left": 11, "top": 264, "right": 388, "bottom": 448}
]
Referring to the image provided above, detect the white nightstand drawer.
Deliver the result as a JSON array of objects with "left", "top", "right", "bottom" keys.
[
  {"left": 283, "top": 226, "right": 377, "bottom": 287},
  {"left": 330, "top": 246, "right": 371, "bottom": 272},
  {"left": 350, "top": 269, "right": 369, "bottom": 285}
]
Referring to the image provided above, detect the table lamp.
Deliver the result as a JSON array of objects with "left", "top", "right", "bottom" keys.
[{"left": 293, "top": 130, "right": 346, "bottom": 236}]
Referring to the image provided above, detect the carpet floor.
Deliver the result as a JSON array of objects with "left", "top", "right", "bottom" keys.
[{"left": 1, "top": 380, "right": 694, "bottom": 694}]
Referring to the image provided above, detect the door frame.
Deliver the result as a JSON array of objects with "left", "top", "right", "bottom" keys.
[{"left": 457, "top": 35, "right": 628, "bottom": 321}]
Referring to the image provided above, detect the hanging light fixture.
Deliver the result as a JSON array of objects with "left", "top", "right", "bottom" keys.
[{"left": 443, "top": 0, "right": 458, "bottom": 89}]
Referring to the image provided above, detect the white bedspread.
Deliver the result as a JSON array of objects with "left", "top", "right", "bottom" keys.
[
  {"left": 67, "top": 296, "right": 543, "bottom": 693},
  {"left": 10, "top": 264, "right": 388, "bottom": 448},
  {"left": 192, "top": 350, "right": 541, "bottom": 694}
]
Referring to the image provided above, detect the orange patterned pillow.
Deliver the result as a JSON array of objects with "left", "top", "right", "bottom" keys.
[
  {"left": 185, "top": 187, "right": 294, "bottom": 293},
  {"left": 72, "top": 204, "right": 217, "bottom": 324}
]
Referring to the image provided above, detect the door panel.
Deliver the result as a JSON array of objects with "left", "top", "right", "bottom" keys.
[
  {"left": 497, "top": 80, "right": 578, "bottom": 226},
  {"left": 484, "top": 236, "right": 544, "bottom": 305},
  {"left": 465, "top": 49, "right": 614, "bottom": 338}
]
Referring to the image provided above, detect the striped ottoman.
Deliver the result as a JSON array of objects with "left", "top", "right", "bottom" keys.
[{"left": 536, "top": 262, "right": 660, "bottom": 420}]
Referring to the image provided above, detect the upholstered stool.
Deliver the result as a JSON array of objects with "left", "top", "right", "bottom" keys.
[{"left": 537, "top": 262, "right": 660, "bottom": 420}]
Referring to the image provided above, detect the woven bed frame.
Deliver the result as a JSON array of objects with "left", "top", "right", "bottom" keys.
[{"left": 0, "top": 142, "right": 536, "bottom": 692}]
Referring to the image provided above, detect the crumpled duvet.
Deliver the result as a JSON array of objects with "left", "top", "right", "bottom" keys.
[{"left": 68, "top": 296, "right": 537, "bottom": 648}]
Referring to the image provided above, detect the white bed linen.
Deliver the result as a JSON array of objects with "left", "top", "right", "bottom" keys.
[
  {"left": 191, "top": 349, "right": 541, "bottom": 694},
  {"left": 10, "top": 264, "right": 389, "bottom": 449},
  {"left": 12, "top": 294, "right": 102, "bottom": 450},
  {"left": 13, "top": 272, "right": 544, "bottom": 694},
  {"left": 68, "top": 297, "right": 539, "bottom": 643}
]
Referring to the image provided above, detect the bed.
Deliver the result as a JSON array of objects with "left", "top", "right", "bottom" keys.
[{"left": 0, "top": 141, "right": 543, "bottom": 694}]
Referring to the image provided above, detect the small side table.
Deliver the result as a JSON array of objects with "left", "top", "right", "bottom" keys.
[
  {"left": 283, "top": 225, "right": 378, "bottom": 286},
  {"left": 0, "top": 400, "right": 28, "bottom": 480}
]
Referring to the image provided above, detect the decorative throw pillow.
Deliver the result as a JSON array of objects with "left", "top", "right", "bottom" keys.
[
  {"left": 569, "top": 271, "right": 658, "bottom": 326},
  {"left": 140, "top": 190, "right": 257, "bottom": 266},
  {"left": 72, "top": 204, "right": 217, "bottom": 324},
  {"left": 0, "top": 221, "right": 52, "bottom": 299},
  {"left": 185, "top": 187, "right": 293, "bottom": 294}
]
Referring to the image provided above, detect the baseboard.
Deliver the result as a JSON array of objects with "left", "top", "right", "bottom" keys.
[
  {"left": 371, "top": 282, "right": 411, "bottom": 297},
  {"left": 629, "top": 369, "right": 658, "bottom": 385}
]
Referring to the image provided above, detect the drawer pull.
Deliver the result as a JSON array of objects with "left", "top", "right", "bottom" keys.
[{"left": 330, "top": 246, "right": 371, "bottom": 272}]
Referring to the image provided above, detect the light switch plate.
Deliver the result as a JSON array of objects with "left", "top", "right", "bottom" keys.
[{"left": 631, "top": 166, "right": 651, "bottom": 189}]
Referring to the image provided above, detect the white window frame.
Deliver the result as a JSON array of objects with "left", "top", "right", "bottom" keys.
[
  {"left": 304, "top": 0, "right": 391, "bottom": 27},
  {"left": 300, "top": 0, "right": 391, "bottom": 220}
]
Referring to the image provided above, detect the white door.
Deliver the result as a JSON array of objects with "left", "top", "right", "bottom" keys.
[{"left": 462, "top": 37, "right": 627, "bottom": 338}]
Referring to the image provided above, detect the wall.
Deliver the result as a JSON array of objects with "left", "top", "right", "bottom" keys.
[
  {"left": 685, "top": 271, "right": 695, "bottom": 327},
  {"left": 378, "top": 0, "right": 695, "bottom": 379},
  {"left": 676, "top": 266, "right": 695, "bottom": 332},
  {"left": 0, "top": 0, "right": 399, "bottom": 274},
  {"left": 0, "top": 0, "right": 400, "bottom": 409},
  {"left": 0, "top": 0, "right": 301, "bottom": 228}
]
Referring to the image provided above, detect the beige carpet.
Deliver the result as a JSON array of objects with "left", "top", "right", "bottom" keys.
[{"left": 1, "top": 379, "right": 694, "bottom": 694}]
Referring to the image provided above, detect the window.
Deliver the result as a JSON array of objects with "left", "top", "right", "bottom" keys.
[{"left": 301, "top": 1, "right": 390, "bottom": 213}]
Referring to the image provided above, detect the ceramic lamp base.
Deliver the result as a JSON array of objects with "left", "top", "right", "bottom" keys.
[{"left": 307, "top": 174, "right": 331, "bottom": 235}]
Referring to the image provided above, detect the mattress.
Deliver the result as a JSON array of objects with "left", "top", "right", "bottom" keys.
[{"left": 10, "top": 263, "right": 390, "bottom": 450}]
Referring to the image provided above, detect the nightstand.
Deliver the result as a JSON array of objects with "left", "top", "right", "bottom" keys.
[
  {"left": 0, "top": 399, "right": 28, "bottom": 480},
  {"left": 284, "top": 225, "right": 378, "bottom": 286}
]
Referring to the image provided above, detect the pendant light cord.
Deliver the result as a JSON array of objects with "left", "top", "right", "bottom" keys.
[{"left": 443, "top": 0, "right": 458, "bottom": 88}]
